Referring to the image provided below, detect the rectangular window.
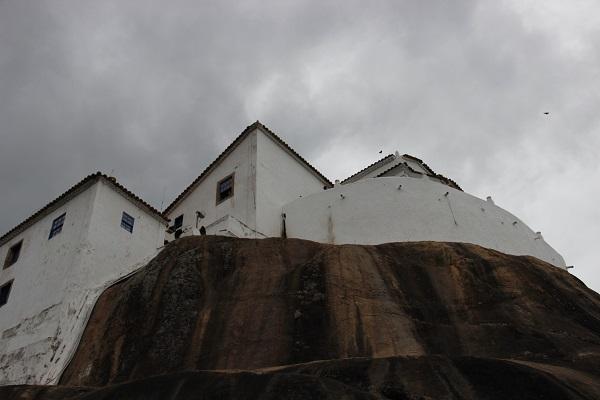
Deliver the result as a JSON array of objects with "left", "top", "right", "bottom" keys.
[
  {"left": 48, "top": 213, "right": 66, "bottom": 239},
  {"left": 0, "top": 280, "right": 13, "bottom": 307},
  {"left": 216, "top": 174, "right": 234, "bottom": 204},
  {"left": 120, "top": 212, "right": 135, "bottom": 233},
  {"left": 173, "top": 214, "right": 184, "bottom": 230},
  {"left": 3, "top": 240, "right": 22, "bottom": 269}
]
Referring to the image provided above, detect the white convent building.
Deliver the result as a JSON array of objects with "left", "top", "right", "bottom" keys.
[{"left": 0, "top": 121, "right": 565, "bottom": 385}]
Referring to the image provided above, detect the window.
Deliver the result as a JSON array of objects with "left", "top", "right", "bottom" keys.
[
  {"left": 169, "top": 214, "right": 184, "bottom": 238},
  {"left": 173, "top": 214, "right": 184, "bottom": 230},
  {"left": 49, "top": 213, "right": 66, "bottom": 239},
  {"left": 216, "top": 174, "right": 234, "bottom": 204},
  {"left": 0, "top": 280, "right": 13, "bottom": 307},
  {"left": 120, "top": 212, "right": 135, "bottom": 233},
  {"left": 3, "top": 240, "right": 22, "bottom": 269}
]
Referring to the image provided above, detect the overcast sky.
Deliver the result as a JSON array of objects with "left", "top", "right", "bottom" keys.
[{"left": 1, "top": 1, "right": 598, "bottom": 292}]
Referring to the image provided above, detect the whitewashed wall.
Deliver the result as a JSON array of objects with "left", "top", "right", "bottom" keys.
[
  {"left": 79, "top": 179, "right": 166, "bottom": 287},
  {"left": 0, "top": 179, "right": 166, "bottom": 385},
  {"left": 255, "top": 131, "right": 328, "bottom": 237},
  {"left": 167, "top": 128, "right": 328, "bottom": 239},
  {"left": 46, "top": 179, "right": 167, "bottom": 384},
  {"left": 167, "top": 130, "right": 259, "bottom": 237},
  {"left": 283, "top": 176, "right": 566, "bottom": 268},
  {"left": 0, "top": 182, "right": 97, "bottom": 385}
]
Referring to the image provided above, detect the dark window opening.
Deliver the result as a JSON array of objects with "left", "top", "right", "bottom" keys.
[
  {"left": 167, "top": 214, "right": 184, "bottom": 235},
  {"left": 49, "top": 213, "right": 66, "bottom": 239},
  {"left": 216, "top": 174, "right": 234, "bottom": 204},
  {"left": 199, "top": 226, "right": 206, "bottom": 235},
  {"left": 121, "top": 212, "right": 135, "bottom": 233},
  {"left": 173, "top": 214, "right": 184, "bottom": 230},
  {"left": 4, "top": 241, "right": 22, "bottom": 269},
  {"left": 0, "top": 280, "right": 13, "bottom": 307}
]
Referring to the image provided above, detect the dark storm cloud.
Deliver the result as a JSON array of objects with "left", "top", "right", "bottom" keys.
[{"left": 1, "top": 1, "right": 598, "bottom": 290}]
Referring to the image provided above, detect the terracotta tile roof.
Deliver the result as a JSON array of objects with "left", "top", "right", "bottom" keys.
[
  {"left": 433, "top": 174, "right": 463, "bottom": 191},
  {"left": 340, "top": 154, "right": 396, "bottom": 184},
  {"left": 164, "top": 121, "right": 333, "bottom": 214},
  {"left": 402, "top": 154, "right": 462, "bottom": 190},
  {"left": 341, "top": 152, "right": 463, "bottom": 191},
  {"left": 0, "top": 172, "right": 168, "bottom": 246},
  {"left": 375, "top": 155, "right": 463, "bottom": 191},
  {"left": 402, "top": 154, "right": 436, "bottom": 175},
  {"left": 376, "top": 161, "right": 425, "bottom": 177}
]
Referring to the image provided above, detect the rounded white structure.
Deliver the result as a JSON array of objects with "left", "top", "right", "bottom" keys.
[{"left": 283, "top": 176, "right": 565, "bottom": 268}]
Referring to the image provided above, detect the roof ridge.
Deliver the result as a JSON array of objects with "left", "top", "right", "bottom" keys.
[
  {"left": 402, "top": 154, "right": 462, "bottom": 191},
  {"left": 376, "top": 160, "right": 462, "bottom": 191},
  {"left": 342, "top": 153, "right": 463, "bottom": 191},
  {"left": 253, "top": 122, "right": 332, "bottom": 186},
  {"left": 98, "top": 173, "right": 168, "bottom": 220},
  {"left": 341, "top": 154, "right": 395, "bottom": 184},
  {"left": 0, "top": 172, "right": 167, "bottom": 246},
  {"left": 163, "top": 121, "right": 333, "bottom": 214},
  {"left": 376, "top": 161, "right": 424, "bottom": 178},
  {"left": 403, "top": 153, "right": 435, "bottom": 175}
]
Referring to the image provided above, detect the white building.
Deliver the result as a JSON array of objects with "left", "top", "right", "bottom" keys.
[
  {"left": 284, "top": 153, "right": 566, "bottom": 267},
  {"left": 166, "top": 121, "right": 565, "bottom": 268},
  {"left": 163, "top": 122, "right": 332, "bottom": 239},
  {"left": 0, "top": 121, "right": 566, "bottom": 386},
  {"left": 0, "top": 173, "right": 167, "bottom": 385}
]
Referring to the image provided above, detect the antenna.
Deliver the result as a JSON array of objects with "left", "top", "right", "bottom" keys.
[{"left": 159, "top": 186, "right": 167, "bottom": 212}]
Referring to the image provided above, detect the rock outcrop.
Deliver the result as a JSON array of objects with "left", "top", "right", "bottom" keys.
[{"left": 4, "top": 236, "right": 600, "bottom": 399}]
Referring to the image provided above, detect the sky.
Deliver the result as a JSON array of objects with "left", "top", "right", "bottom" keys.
[{"left": 0, "top": 1, "right": 598, "bottom": 292}]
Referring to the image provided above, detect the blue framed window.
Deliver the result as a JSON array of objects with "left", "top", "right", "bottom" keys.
[
  {"left": 121, "top": 212, "right": 135, "bottom": 233},
  {"left": 49, "top": 213, "right": 66, "bottom": 239},
  {"left": 216, "top": 174, "right": 234, "bottom": 204},
  {"left": 121, "top": 211, "right": 135, "bottom": 233}
]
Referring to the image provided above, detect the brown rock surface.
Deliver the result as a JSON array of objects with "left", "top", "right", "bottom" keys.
[
  {"left": 4, "top": 356, "right": 600, "bottom": 399},
  {"left": 5, "top": 236, "right": 600, "bottom": 399}
]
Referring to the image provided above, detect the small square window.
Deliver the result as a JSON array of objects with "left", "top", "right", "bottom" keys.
[
  {"left": 3, "top": 240, "right": 22, "bottom": 269},
  {"left": 0, "top": 280, "right": 13, "bottom": 307},
  {"left": 216, "top": 174, "right": 234, "bottom": 204},
  {"left": 49, "top": 213, "right": 66, "bottom": 239},
  {"left": 121, "top": 212, "right": 135, "bottom": 233}
]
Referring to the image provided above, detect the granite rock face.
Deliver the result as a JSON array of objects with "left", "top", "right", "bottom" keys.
[
  {"left": 5, "top": 236, "right": 600, "bottom": 399},
  {"left": 6, "top": 356, "right": 600, "bottom": 399}
]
